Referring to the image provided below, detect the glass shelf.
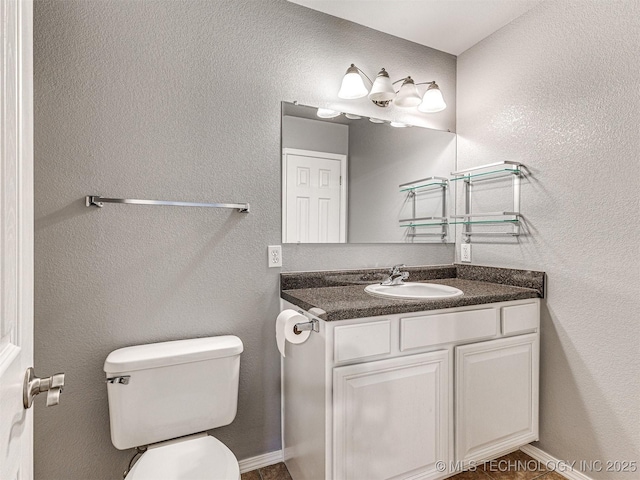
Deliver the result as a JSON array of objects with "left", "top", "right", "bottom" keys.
[
  {"left": 450, "top": 219, "right": 519, "bottom": 225},
  {"left": 399, "top": 181, "right": 447, "bottom": 193},
  {"left": 450, "top": 168, "right": 520, "bottom": 182},
  {"left": 451, "top": 161, "right": 526, "bottom": 240},
  {"left": 399, "top": 216, "right": 446, "bottom": 228},
  {"left": 398, "top": 176, "right": 449, "bottom": 239},
  {"left": 451, "top": 211, "right": 519, "bottom": 218},
  {"left": 400, "top": 222, "right": 448, "bottom": 228}
]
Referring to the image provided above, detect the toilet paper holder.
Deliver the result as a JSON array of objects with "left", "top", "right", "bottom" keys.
[{"left": 293, "top": 318, "right": 319, "bottom": 335}]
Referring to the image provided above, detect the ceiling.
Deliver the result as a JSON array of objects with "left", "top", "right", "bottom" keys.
[{"left": 288, "top": 0, "right": 543, "bottom": 55}]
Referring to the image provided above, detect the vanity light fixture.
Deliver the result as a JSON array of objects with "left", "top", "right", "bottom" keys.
[
  {"left": 395, "top": 77, "right": 422, "bottom": 108},
  {"left": 337, "top": 64, "right": 369, "bottom": 99},
  {"left": 418, "top": 83, "right": 447, "bottom": 113},
  {"left": 368, "top": 68, "right": 396, "bottom": 103},
  {"left": 337, "top": 64, "right": 446, "bottom": 113}
]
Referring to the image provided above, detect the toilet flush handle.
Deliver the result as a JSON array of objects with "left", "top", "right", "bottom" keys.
[
  {"left": 106, "top": 376, "right": 130, "bottom": 385},
  {"left": 23, "top": 367, "right": 65, "bottom": 409}
]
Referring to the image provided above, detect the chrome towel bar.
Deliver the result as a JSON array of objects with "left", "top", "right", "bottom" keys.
[{"left": 85, "top": 196, "right": 250, "bottom": 213}]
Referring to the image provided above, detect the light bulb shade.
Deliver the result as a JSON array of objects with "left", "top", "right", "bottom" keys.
[
  {"left": 418, "top": 83, "right": 446, "bottom": 113},
  {"left": 317, "top": 108, "right": 341, "bottom": 118},
  {"left": 394, "top": 77, "right": 422, "bottom": 108},
  {"left": 338, "top": 64, "right": 369, "bottom": 99},
  {"left": 368, "top": 68, "right": 396, "bottom": 102}
]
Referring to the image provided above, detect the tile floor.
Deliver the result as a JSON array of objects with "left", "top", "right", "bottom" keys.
[
  {"left": 241, "top": 462, "right": 292, "bottom": 480},
  {"left": 242, "top": 451, "right": 568, "bottom": 480},
  {"left": 450, "top": 451, "right": 567, "bottom": 480}
]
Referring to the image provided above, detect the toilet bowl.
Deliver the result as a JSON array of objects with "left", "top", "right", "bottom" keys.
[
  {"left": 125, "top": 435, "right": 240, "bottom": 480},
  {"left": 104, "top": 336, "right": 244, "bottom": 480}
]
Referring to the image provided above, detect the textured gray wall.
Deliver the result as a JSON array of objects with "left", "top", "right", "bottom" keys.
[
  {"left": 33, "top": 1, "right": 455, "bottom": 478},
  {"left": 456, "top": 1, "right": 639, "bottom": 477}
]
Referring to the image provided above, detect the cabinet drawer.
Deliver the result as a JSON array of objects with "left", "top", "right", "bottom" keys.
[
  {"left": 334, "top": 320, "right": 391, "bottom": 363},
  {"left": 400, "top": 308, "right": 498, "bottom": 351},
  {"left": 501, "top": 302, "right": 539, "bottom": 336}
]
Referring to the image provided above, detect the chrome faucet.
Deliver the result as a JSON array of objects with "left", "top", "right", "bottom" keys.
[{"left": 381, "top": 264, "right": 409, "bottom": 286}]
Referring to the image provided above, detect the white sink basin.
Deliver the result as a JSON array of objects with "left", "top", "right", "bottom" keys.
[{"left": 364, "top": 282, "right": 463, "bottom": 300}]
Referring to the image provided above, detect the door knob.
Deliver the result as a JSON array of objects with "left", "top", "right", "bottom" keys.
[{"left": 23, "top": 367, "right": 65, "bottom": 409}]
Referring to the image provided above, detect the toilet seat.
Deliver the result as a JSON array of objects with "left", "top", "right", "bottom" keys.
[{"left": 125, "top": 435, "right": 240, "bottom": 480}]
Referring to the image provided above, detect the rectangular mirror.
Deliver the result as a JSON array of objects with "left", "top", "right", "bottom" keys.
[{"left": 281, "top": 101, "right": 456, "bottom": 244}]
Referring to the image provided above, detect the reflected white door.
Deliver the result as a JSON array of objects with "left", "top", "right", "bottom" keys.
[
  {"left": 282, "top": 148, "right": 347, "bottom": 243},
  {"left": 0, "top": 0, "right": 34, "bottom": 478}
]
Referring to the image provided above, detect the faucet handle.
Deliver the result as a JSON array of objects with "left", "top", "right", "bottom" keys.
[{"left": 390, "top": 264, "right": 406, "bottom": 275}]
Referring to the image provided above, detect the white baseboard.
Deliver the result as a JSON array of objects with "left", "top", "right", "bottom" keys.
[
  {"left": 520, "top": 444, "right": 595, "bottom": 480},
  {"left": 241, "top": 446, "right": 600, "bottom": 479},
  {"left": 238, "top": 450, "right": 284, "bottom": 474}
]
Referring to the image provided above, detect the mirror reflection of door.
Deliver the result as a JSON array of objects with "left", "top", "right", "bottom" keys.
[
  {"left": 282, "top": 148, "right": 347, "bottom": 243},
  {"left": 280, "top": 102, "right": 457, "bottom": 244}
]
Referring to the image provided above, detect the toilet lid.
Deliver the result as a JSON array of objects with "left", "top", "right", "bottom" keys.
[{"left": 126, "top": 436, "right": 240, "bottom": 480}]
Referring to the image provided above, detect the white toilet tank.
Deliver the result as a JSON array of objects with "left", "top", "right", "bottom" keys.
[{"left": 104, "top": 336, "right": 243, "bottom": 450}]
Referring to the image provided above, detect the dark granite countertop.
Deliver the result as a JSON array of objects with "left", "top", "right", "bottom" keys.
[{"left": 281, "top": 264, "right": 544, "bottom": 321}]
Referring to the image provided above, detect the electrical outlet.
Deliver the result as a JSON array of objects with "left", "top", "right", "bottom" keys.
[
  {"left": 268, "top": 245, "right": 282, "bottom": 268},
  {"left": 461, "top": 243, "right": 472, "bottom": 263}
]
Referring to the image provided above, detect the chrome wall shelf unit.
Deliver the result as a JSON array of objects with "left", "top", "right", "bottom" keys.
[
  {"left": 451, "top": 161, "right": 525, "bottom": 241},
  {"left": 398, "top": 176, "right": 448, "bottom": 240}
]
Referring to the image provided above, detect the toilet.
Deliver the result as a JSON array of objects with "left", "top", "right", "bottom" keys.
[{"left": 104, "top": 335, "right": 244, "bottom": 480}]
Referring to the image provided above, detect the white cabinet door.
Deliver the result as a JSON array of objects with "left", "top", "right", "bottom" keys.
[
  {"left": 455, "top": 334, "right": 539, "bottom": 465},
  {"left": 333, "top": 351, "right": 449, "bottom": 480}
]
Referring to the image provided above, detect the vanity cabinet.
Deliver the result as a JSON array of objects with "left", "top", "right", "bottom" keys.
[
  {"left": 455, "top": 333, "right": 538, "bottom": 465},
  {"left": 281, "top": 298, "right": 540, "bottom": 480},
  {"left": 334, "top": 351, "right": 449, "bottom": 480}
]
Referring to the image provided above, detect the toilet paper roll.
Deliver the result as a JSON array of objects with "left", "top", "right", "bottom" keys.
[{"left": 276, "top": 309, "right": 311, "bottom": 357}]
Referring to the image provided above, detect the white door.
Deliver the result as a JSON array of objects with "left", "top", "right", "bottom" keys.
[
  {"left": 0, "top": 0, "right": 34, "bottom": 478},
  {"left": 455, "top": 333, "right": 539, "bottom": 465},
  {"left": 333, "top": 351, "right": 450, "bottom": 480},
  {"left": 282, "top": 148, "right": 347, "bottom": 243}
]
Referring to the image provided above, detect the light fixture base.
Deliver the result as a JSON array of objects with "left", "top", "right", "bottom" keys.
[{"left": 372, "top": 99, "right": 392, "bottom": 108}]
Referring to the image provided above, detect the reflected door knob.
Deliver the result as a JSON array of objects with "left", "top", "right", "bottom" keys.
[{"left": 23, "top": 367, "right": 65, "bottom": 409}]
